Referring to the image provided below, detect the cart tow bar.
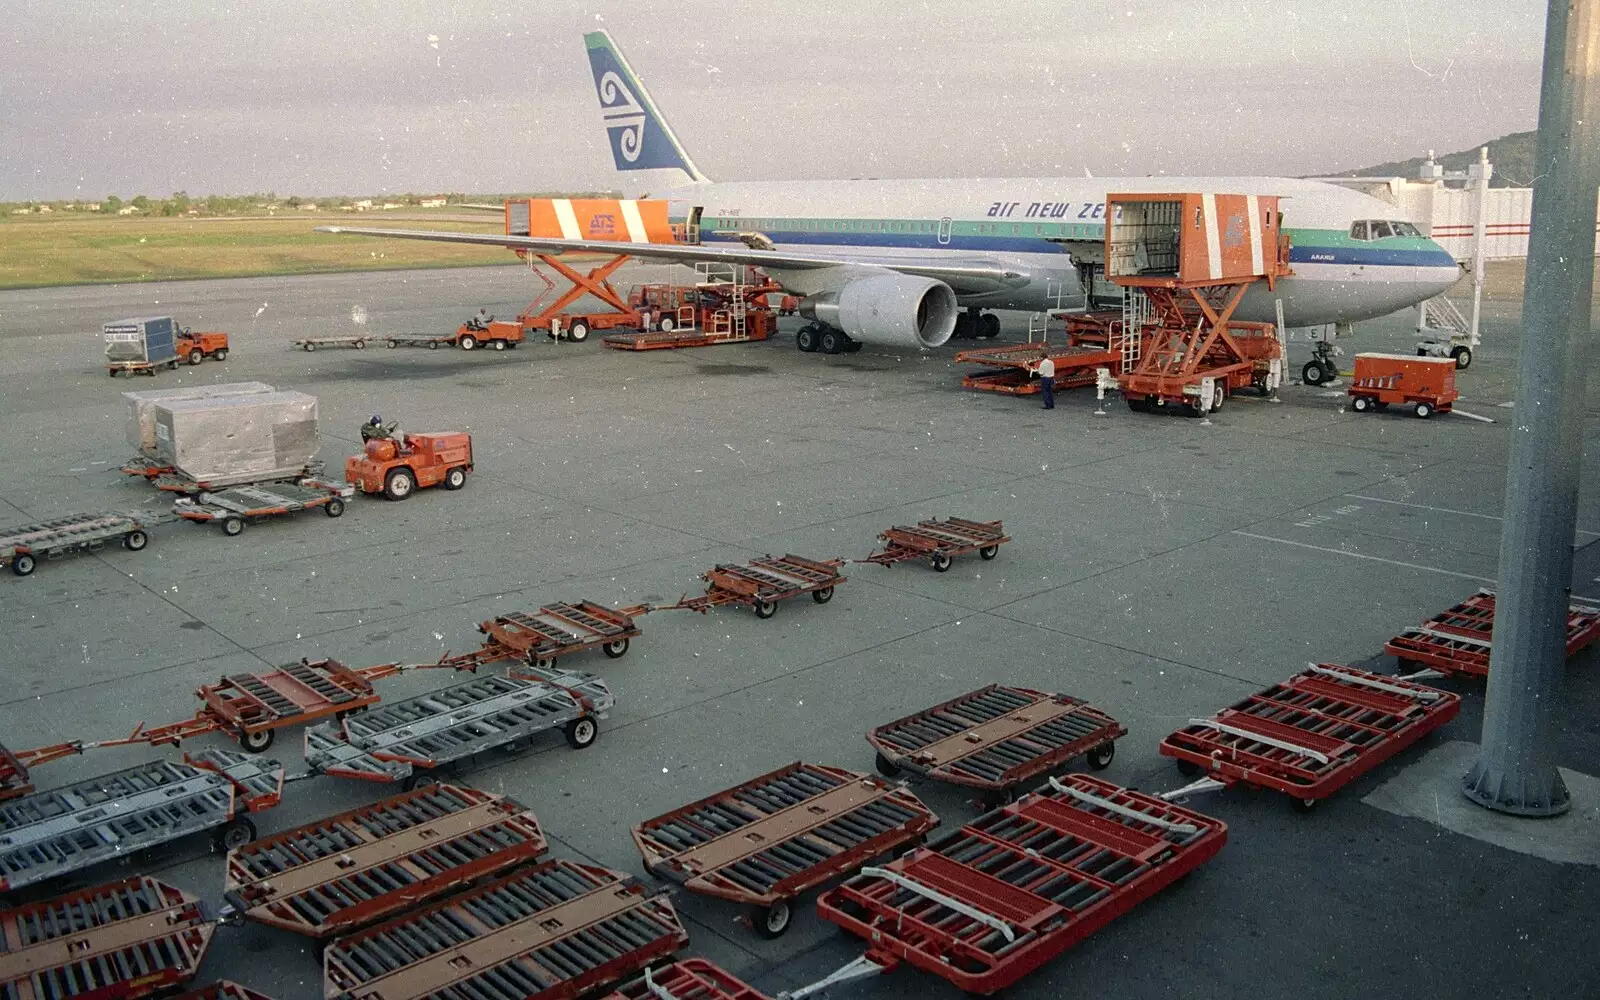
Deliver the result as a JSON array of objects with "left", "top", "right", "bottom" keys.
[
  {"left": 1046, "top": 776, "right": 1206, "bottom": 832},
  {"left": 776, "top": 955, "right": 891, "bottom": 1000},
  {"left": 855, "top": 866, "right": 1016, "bottom": 942}
]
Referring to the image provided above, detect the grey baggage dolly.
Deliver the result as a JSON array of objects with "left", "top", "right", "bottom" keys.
[
  {"left": 173, "top": 479, "right": 356, "bottom": 536},
  {"left": 304, "top": 665, "right": 615, "bottom": 790},
  {"left": 1, "top": 510, "right": 167, "bottom": 577},
  {"left": 293, "top": 336, "right": 373, "bottom": 351},
  {"left": 0, "top": 748, "right": 285, "bottom": 891}
]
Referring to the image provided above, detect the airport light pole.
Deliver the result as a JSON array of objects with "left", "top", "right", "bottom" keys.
[{"left": 1462, "top": 0, "right": 1599, "bottom": 817}]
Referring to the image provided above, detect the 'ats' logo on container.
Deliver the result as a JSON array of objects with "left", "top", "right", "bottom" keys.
[{"left": 589, "top": 213, "right": 617, "bottom": 236}]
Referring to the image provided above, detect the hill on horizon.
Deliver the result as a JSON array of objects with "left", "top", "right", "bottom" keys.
[{"left": 1332, "top": 130, "right": 1537, "bottom": 188}]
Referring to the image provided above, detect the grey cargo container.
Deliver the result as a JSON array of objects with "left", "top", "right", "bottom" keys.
[
  {"left": 124, "top": 382, "right": 277, "bottom": 455},
  {"left": 104, "top": 316, "right": 178, "bottom": 367},
  {"left": 153, "top": 391, "right": 319, "bottom": 484}
]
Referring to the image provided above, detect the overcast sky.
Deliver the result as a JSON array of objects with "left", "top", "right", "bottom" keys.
[{"left": 1, "top": 0, "right": 1549, "bottom": 201}]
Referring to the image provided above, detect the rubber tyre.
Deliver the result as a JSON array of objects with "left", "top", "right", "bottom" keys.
[
  {"left": 1210, "top": 382, "right": 1226, "bottom": 412},
  {"left": 565, "top": 716, "right": 598, "bottom": 749},
  {"left": 874, "top": 751, "right": 902, "bottom": 778},
  {"left": 811, "top": 586, "right": 834, "bottom": 604},
  {"left": 383, "top": 468, "right": 415, "bottom": 501},
  {"left": 754, "top": 901, "right": 792, "bottom": 939},
  {"left": 796, "top": 326, "right": 820, "bottom": 353},
  {"left": 982, "top": 786, "right": 1018, "bottom": 810},
  {"left": 753, "top": 599, "right": 778, "bottom": 619},
  {"left": 429, "top": 340, "right": 439, "bottom": 350},
  {"left": 216, "top": 816, "right": 257, "bottom": 851},
  {"left": 214, "top": 348, "right": 228, "bottom": 361},
  {"left": 930, "top": 552, "right": 953, "bottom": 573},
  {"left": 1301, "top": 360, "right": 1327, "bottom": 385},
  {"left": 239, "top": 728, "right": 275, "bottom": 753},
  {"left": 1174, "top": 757, "right": 1202, "bottom": 778},
  {"left": 1352, "top": 395, "right": 1371, "bottom": 413},
  {"left": 323, "top": 498, "right": 345, "bottom": 518},
  {"left": 602, "top": 638, "right": 630, "bottom": 658},
  {"left": 354, "top": 339, "right": 365, "bottom": 349},
  {"left": 460, "top": 334, "right": 477, "bottom": 350},
  {"left": 660, "top": 316, "right": 675, "bottom": 333},
  {"left": 402, "top": 772, "right": 438, "bottom": 792},
  {"left": 979, "top": 545, "right": 999, "bottom": 560},
  {"left": 11, "top": 553, "right": 36, "bottom": 576},
  {"left": 1452, "top": 346, "right": 1473, "bottom": 370},
  {"left": 1414, "top": 402, "right": 1433, "bottom": 419},
  {"left": 443, "top": 467, "right": 467, "bottom": 490},
  {"left": 1290, "top": 796, "right": 1319, "bottom": 814},
  {"left": 222, "top": 516, "right": 245, "bottom": 537},
  {"left": 304, "top": 342, "right": 316, "bottom": 352},
  {"left": 188, "top": 349, "right": 204, "bottom": 365},
  {"left": 1126, "top": 396, "right": 1150, "bottom": 412},
  {"left": 1086, "top": 742, "right": 1116, "bottom": 770},
  {"left": 387, "top": 339, "right": 399, "bottom": 349},
  {"left": 980, "top": 313, "right": 1001, "bottom": 339},
  {"left": 123, "top": 529, "right": 149, "bottom": 551},
  {"left": 493, "top": 339, "right": 506, "bottom": 351},
  {"left": 819, "top": 329, "right": 843, "bottom": 355},
  {"left": 568, "top": 321, "right": 590, "bottom": 343}
]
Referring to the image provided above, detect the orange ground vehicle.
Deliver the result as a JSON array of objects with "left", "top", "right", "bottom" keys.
[
  {"left": 1347, "top": 353, "right": 1459, "bottom": 418},
  {"left": 345, "top": 432, "right": 473, "bottom": 500},
  {"left": 448, "top": 320, "right": 525, "bottom": 351},
  {"left": 177, "top": 329, "right": 230, "bottom": 365}
]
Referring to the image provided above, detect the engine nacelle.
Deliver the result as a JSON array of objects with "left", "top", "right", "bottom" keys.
[{"left": 800, "top": 274, "right": 958, "bottom": 349}]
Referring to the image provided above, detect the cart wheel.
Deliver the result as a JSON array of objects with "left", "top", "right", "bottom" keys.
[
  {"left": 460, "top": 334, "right": 477, "bottom": 350},
  {"left": 323, "top": 498, "right": 345, "bottom": 518},
  {"left": 383, "top": 468, "right": 415, "bottom": 501},
  {"left": 602, "top": 638, "right": 630, "bottom": 658},
  {"left": 429, "top": 340, "right": 439, "bottom": 350},
  {"left": 443, "top": 467, "right": 467, "bottom": 490},
  {"left": 874, "top": 751, "right": 902, "bottom": 778},
  {"left": 567, "top": 320, "right": 590, "bottom": 343},
  {"left": 754, "top": 900, "right": 792, "bottom": 939},
  {"left": 492, "top": 339, "right": 506, "bottom": 351},
  {"left": 122, "top": 529, "right": 149, "bottom": 551},
  {"left": 216, "top": 816, "right": 257, "bottom": 851},
  {"left": 1174, "top": 757, "right": 1201, "bottom": 778},
  {"left": 11, "top": 553, "right": 37, "bottom": 576},
  {"left": 811, "top": 586, "right": 834, "bottom": 605},
  {"left": 565, "top": 716, "right": 598, "bottom": 749},
  {"left": 402, "top": 772, "right": 439, "bottom": 792},
  {"left": 188, "top": 348, "right": 204, "bottom": 365},
  {"left": 304, "top": 342, "right": 316, "bottom": 352},
  {"left": 1352, "top": 395, "right": 1371, "bottom": 413},
  {"left": 930, "top": 552, "right": 953, "bottom": 573},
  {"left": 221, "top": 516, "right": 245, "bottom": 537},
  {"left": 1451, "top": 346, "right": 1473, "bottom": 370},
  {"left": 214, "top": 348, "right": 228, "bottom": 361},
  {"left": 1086, "top": 742, "right": 1116, "bottom": 770},
  {"left": 530, "top": 654, "right": 556, "bottom": 669},
  {"left": 982, "top": 786, "right": 1018, "bottom": 810},
  {"left": 1414, "top": 402, "right": 1433, "bottom": 419},
  {"left": 387, "top": 339, "right": 399, "bottom": 349},
  {"left": 978, "top": 544, "right": 999, "bottom": 560},
  {"left": 1290, "top": 796, "right": 1319, "bottom": 814},
  {"left": 239, "top": 728, "right": 275, "bottom": 753},
  {"left": 354, "top": 339, "right": 366, "bottom": 349},
  {"left": 753, "top": 599, "right": 778, "bottom": 619}
]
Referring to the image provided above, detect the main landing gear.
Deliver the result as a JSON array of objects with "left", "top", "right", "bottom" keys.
[
  {"left": 952, "top": 308, "right": 1000, "bottom": 340},
  {"left": 795, "top": 323, "right": 862, "bottom": 355}
]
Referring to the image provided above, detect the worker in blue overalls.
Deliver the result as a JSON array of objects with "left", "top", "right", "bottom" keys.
[{"left": 1035, "top": 356, "right": 1056, "bottom": 409}]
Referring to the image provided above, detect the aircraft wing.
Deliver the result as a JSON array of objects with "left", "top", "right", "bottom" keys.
[{"left": 316, "top": 226, "right": 1028, "bottom": 295}]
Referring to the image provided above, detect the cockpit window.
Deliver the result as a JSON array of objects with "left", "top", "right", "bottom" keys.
[
  {"left": 1390, "top": 221, "right": 1421, "bottom": 237},
  {"left": 1350, "top": 221, "right": 1369, "bottom": 241},
  {"left": 1368, "top": 221, "right": 1394, "bottom": 240}
]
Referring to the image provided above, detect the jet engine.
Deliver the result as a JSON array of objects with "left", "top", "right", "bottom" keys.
[{"left": 799, "top": 274, "right": 958, "bottom": 349}]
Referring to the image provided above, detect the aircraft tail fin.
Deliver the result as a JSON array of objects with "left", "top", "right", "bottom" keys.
[{"left": 583, "top": 30, "right": 708, "bottom": 185}]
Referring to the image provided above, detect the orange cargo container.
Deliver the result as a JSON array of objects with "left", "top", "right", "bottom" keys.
[
  {"left": 503, "top": 197, "right": 677, "bottom": 243},
  {"left": 1347, "top": 353, "right": 1458, "bottom": 418},
  {"left": 1107, "top": 193, "right": 1285, "bottom": 286}
]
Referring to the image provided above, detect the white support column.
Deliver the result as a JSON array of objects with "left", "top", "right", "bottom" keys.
[{"left": 1468, "top": 146, "right": 1492, "bottom": 349}]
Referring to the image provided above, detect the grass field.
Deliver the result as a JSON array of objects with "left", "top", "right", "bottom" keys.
[{"left": 0, "top": 213, "right": 513, "bottom": 289}]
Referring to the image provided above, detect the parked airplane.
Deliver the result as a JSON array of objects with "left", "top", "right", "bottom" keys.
[{"left": 321, "top": 30, "right": 1461, "bottom": 368}]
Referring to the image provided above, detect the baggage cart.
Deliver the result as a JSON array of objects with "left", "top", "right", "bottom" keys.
[
  {"left": 383, "top": 335, "right": 451, "bottom": 349},
  {"left": 602, "top": 960, "right": 769, "bottom": 1000},
  {"left": 867, "top": 685, "right": 1126, "bottom": 806},
  {"left": 665, "top": 555, "right": 846, "bottom": 619},
  {"left": 220, "top": 784, "right": 547, "bottom": 943},
  {"left": 173, "top": 479, "right": 355, "bottom": 536},
  {"left": 0, "top": 739, "right": 99, "bottom": 802},
  {"left": 322, "top": 857, "right": 689, "bottom": 1000},
  {"left": 631, "top": 762, "right": 938, "bottom": 938},
  {"left": 1159, "top": 662, "right": 1460, "bottom": 812},
  {"left": 1384, "top": 588, "right": 1600, "bottom": 679},
  {"left": 120, "top": 455, "right": 176, "bottom": 479},
  {"left": 0, "top": 876, "right": 214, "bottom": 1000},
  {"left": 1, "top": 511, "right": 166, "bottom": 577},
  {"left": 430, "top": 602, "right": 647, "bottom": 674},
  {"left": 149, "top": 462, "right": 328, "bottom": 495},
  {"left": 1347, "top": 352, "right": 1459, "bottom": 418},
  {"left": 0, "top": 749, "right": 284, "bottom": 891},
  {"left": 813, "top": 774, "right": 1228, "bottom": 996},
  {"left": 104, "top": 316, "right": 180, "bottom": 377},
  {"left": 293, "top": 336, "right": 374, "bottom": 351},
  {"left": 856, "top": 517, "right": 1010, "bottom": 572},
  {"left": 304, "top": 666, "right": 615, "bottom": 789},
  {"left": 954, "top": 342, "right": 1118, "bottom": 396}
]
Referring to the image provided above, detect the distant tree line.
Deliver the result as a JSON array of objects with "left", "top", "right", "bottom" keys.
[{"left": 0, "top": 190, "right": 622, "bottom": 218}]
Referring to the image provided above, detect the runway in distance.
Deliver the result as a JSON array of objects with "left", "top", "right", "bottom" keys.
[{"left": 321, "top": 30, "right": 1463, "bottom": 354}]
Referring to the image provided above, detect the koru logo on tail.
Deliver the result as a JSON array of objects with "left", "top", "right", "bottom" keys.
[{"left": 597, "top": 70, "right": 646, "bottom": 162}]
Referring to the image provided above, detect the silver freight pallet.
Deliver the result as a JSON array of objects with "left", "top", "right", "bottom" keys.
[
  {"left": 1, "top": 510, "right": 168, "bottom": 577},
  {"left": 173, "top": 480, "right": 355, "bottom": 536},
  {"left": 0, "top": 748, "right": 285, "bottom": 891},
  {"left": 305, "top": 666, "right": 614, "bottom": 790}
]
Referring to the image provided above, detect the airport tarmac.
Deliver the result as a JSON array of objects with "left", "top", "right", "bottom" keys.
[{"left": 2, "top": 263, "right": 1598, "bottom": 999}]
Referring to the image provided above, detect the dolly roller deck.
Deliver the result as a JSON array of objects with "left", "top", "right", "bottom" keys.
[
  {"left": 1, "top": 511, "right": 165, "bottom": 577},
  {"left": 322, "top": 857, "right": 689, "bottom": 1000},
  {"left": 1159, "top": 663, "right": 1460, "bottom": 811},
  {"left": 431, "top": 602, "right": 646, "bottom": 674},
  {"left": 168, "top": 983, "right": 278, "bottom": 1000},
  {"left": 602, "top": 960, "right": 769, "bottom": 1000},
  {"left": 632, "top": 762, "right": 938, "bottom": 938},
  {"left": 221, "top": 784, "right": 547, "bottom": 940},
  {"left": 173, "top": 480, "right": 354, "bottom": 536},
  {"left": 0, "top": 749, "right": 283, "bottom": 892},
  {"left": 857, "top": 518, "right": 1010, "bottom": 573},
  {"left": 304, "top": 667, "right": 615, "bottom": 787},
  {"left": 867, "top": 685, "right": 1126, "bottom": 802},
  {"left": 666, "top": 554, "right": 846, "bottom": 619},
  {"left": 815, "top": 774, "right": 1227, "bottom": 996},
  {"left": 0, "top": 876, "right": 215, "bottom": 1000},
  {"left": 1384, "top": 588, "right": 1600, "bottom": 679}
]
